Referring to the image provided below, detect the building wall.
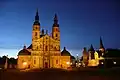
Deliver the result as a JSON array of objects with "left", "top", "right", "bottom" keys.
[
  {"left": 31, "top": 56, "right": 43, "bottom": 69},
  {"left": 60, "top": 56, "right": 70, "bottom": 69},
  {"left": 17, "top": 33, "right": 70, "bottom": 69},
  {"left": 17, "top": 15, "right": 71, "bottom": 69},
  {"left": 18, "top": 55, "right": 70, "bottom": 69},
  {"left": 88, "top": 51, "right": 99, "bottom": 66},
  {"left": 17, "top": 56, "right": 31, "bottom": 69}
]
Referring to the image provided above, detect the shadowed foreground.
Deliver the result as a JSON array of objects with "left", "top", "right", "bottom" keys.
[{"left": 0, "top": 68, "right": 120, "bottom": 80}]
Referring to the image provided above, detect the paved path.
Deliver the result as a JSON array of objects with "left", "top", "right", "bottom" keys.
[{"left": 0, "top": 69, "right": 120, "bottom": 80}]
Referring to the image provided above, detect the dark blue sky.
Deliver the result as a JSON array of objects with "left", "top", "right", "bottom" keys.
[{"left": 0, "top": 0, "right": 120, "bottom": 57}]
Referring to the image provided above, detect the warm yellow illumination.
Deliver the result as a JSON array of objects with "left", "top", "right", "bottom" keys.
[
  {"left": 23, "top": 62, "right": 27, "bottom": 66},
  {"left": 66, "top": 62, "right": 70, "bottom": 65},
  {"left": 70, "top": 63, "right": 72, "bottom": 65},
  {"left": 79, "top": 63, "right": 81, "bottom": 66},
  {"left": 17, "top": 13, "right": 71, "bottom": 69}
]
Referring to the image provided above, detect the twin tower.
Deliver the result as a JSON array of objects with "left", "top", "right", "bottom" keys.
[
  {"left": 18, "top": 9, "right": 71, "bottom": 69},
  {"left": 32, "top": 9, "right": 60, "bottom": 42}
]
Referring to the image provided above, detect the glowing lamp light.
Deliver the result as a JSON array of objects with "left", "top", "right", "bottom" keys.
[
  {"left": 101, "top": 62, "right": 104, "bottom": 64},
  {"left": 76, "top": 54, "right": 78, "bottom": 56},
  {"left": 23, "top": 62, "right": 27, "bottom": 66},
  {"left": 66, "top": 62, "right": 70, "bottom": 65},
  {"left": 79, "top": 63, "right": 81, "bottom": 66},
  {"left": 70, "top": 63, "right": 72, "bottom": 65},
  {"left": 113, "top": 61, "right": 116, "bottom": 64}
]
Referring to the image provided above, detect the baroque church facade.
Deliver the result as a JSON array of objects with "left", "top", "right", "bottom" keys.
[{"left": 17, "top": 10, "right": 71, "bottom": 69}]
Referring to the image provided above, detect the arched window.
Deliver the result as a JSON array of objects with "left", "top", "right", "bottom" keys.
[
  {"left": 34, "top": 60, "right": 36, "bottom": 64},
  {"left": 56, "top": 34, "right": 58, "bottom": 37},
  {"left": 36, "top": 27, "right": 38, "bottom": 30},
  {"left": 54, "top": 47, "right": 56, "bottom": 50},
  {"left": 56, "top": 60, "right": 58, "bottom": 64},
  {"left": 36, "top": 46, "right": 38, "bottom": 50},
  {"left": 56, "top": 28, "right": 58, "bottom": 31},
  {"left": 45, "top": 46, "right": 48, "bottom": 51},
  {"left": 35, "top": 32, "right": 37, "bottom": 36}
]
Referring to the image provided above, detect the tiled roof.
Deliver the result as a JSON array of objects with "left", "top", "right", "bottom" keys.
[
  {"left": 61, "top": 47, "right": 71, "bottom": 56},
  {"left": 18, "top": 49, "right": 31, "bottom": 55}
]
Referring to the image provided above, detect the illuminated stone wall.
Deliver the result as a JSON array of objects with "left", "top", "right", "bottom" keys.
[
  {"left": 60, "top": 56, "right": 71, "bottom": 69},
  {"left": 17, "top": 56, "right": 31, "bottom": 69},
  {"left": 88, "top": 51, "right": 100, "bottom": 66}
]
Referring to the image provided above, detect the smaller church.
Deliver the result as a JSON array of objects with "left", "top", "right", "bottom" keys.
[
  {"left": 82, "top": 37, "right": 105, "bottom": 67},
  {"left": 17, "top": 9, "right": 73, "bottom": 69}
]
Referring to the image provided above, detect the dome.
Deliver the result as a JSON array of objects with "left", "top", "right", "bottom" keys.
[
  {"left": 18, "top": 49, "right": 31, "bottom": 55},
  {"left": 61, "top": 47, "right": 71, "bottom": 56}
]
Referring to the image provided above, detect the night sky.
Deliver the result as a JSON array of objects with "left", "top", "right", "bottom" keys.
[{"left": 0, "top": 0, "right": 120, "bottom": 58}]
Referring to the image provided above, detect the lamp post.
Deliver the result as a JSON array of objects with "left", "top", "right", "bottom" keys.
[{"left": 76, "top": 54, "right": 79, "bottom": 67}]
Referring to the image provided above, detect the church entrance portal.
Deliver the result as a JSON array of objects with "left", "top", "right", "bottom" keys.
[{"left": 45, "top": 62, "right": 48, "bottom": 68}]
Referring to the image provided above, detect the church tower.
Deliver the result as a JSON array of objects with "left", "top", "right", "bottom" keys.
[
  {"left": 52, "top": 14, "right": 60, "bottom": 41},
  {"left": 32, "top": 9, "right": 40, "bottom": 50},
  {"left": 88, "top": 44, "right": 95, "bottom": 60},
  {"left": 99, "top": 37, "right": 105, "bottom": 51},
  {"left": 82, "top": 47, "right": 88, "bottom": 66},
  {"left": 99, "top": 36, "right": 105, "bottom": 55}
]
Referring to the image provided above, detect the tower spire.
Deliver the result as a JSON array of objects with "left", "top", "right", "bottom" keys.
[
  {"left": 35, "top": 8, "right": 39, "bottom": 21},
  {"left": 34, "top": 9, "right": 40, "bottom": 25},
  {"left": 100, "top": 36, "right": 104, "bottom": 49},
  {"left": 89, "top": 44, "right": 94, "bottom": 51},
  {"left": 54, "top": 14, "right": 58, "bottom": 24},
  {"left": 53, "top": 13, "right": 59, "bottom": 27}
]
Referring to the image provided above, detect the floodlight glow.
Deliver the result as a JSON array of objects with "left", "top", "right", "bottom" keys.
[
  {"left": 23, "top": 62, "right": 27, "bottom": 66},
  {"left": 66, "top": 62, "right": 70, "bottom": 65}
]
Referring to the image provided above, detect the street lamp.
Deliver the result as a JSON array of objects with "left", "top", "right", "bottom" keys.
[
  {"left": 76, "top": 54, "right": 79, "bottom": 67},
  {"left": 101, "top": 62, "right": 104, "bottom": 64},
  {"left": 76, "top": 54, "right": 78, "bottom": 56},
  {"left": 113, "top": 61, "right": 116, "bottom": 64}
]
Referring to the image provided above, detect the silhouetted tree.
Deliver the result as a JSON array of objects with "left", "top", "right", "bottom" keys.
[{"left": 0, "top": 56, "right": 17, "bottom": 69}]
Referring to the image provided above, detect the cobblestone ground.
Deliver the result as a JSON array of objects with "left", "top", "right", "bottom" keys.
[{"left": 0, "top": 68, "right": 120, "bottom": 80}]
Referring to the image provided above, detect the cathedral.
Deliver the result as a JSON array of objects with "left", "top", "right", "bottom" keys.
[{"left": 17, "top": 10, "right": 72, "bottom": 69}]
